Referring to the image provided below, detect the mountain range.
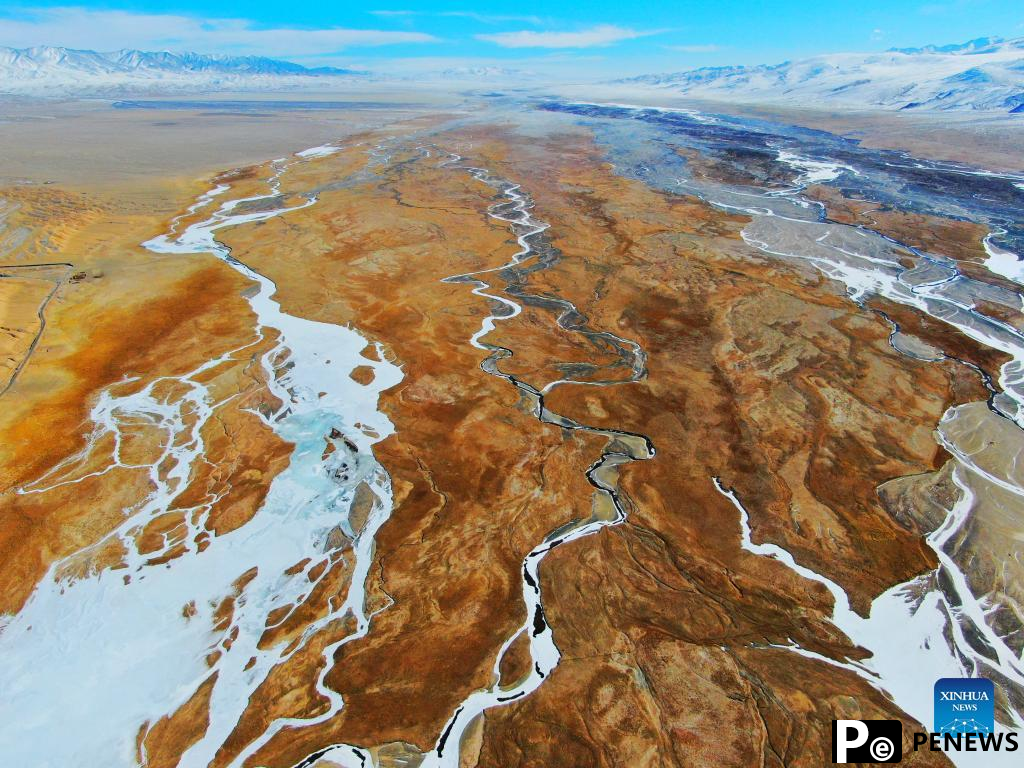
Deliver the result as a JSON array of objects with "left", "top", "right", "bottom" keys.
[
  {"left": 0, "top": 46, "right": 367, "bottom": 95},
  {"left": 620, "top": 36, "right": 1024, "bottom": 113},
  {"left": 3, "top": 38, "right": 1024, "bottom": 113}
]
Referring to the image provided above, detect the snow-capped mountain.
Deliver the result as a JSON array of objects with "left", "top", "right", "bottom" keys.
[
  {"left": 886, "top": 36, "right": 1004, "bottom": 55},
  {"left": 0, "top": 46, "right": 367, "bottom": 96},
  {"left": 620, "top": 37, "right": 1024, "bottom": 113}
]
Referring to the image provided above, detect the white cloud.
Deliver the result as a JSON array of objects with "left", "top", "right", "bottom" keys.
[
  {"left": 664, "top": 44, "right": 720, "bottom": 53},
  {"left": 441, "top": 12, "right": 544, "bottom": 25},
  {"left": 477, "top": 24, "right": 649, "bottom": 49},
  {"left": 370, "top": 10, "right": 543, "bottom": 25},
  {"left": 0, "top": 7, "right": 437, "bottom": 56}
]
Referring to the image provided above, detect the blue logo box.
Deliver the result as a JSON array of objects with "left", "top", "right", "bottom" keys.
[{"left": 934, "top": 678, "right": 995, "bottom": 734}]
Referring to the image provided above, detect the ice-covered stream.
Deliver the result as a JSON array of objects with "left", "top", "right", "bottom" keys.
[{"left": 0, "top": 145, "right": 402, "bottom": 768}]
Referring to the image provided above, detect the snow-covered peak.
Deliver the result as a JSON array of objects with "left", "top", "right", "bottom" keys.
[
  {"left": 887, "top": 36, "right": 1013, "bottom": 55},
  {"left": 620, "top": 37, "right": 1024, "bottom": 113}
]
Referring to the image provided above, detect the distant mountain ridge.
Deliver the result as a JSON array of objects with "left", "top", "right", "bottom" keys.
[
  {"left": 0, "top": 45, "right": 367, "bottom": 95},
  {"left": 620, "top": 36, "right": 1024, "bottom": 113},
  {"left": 886, "top": 36, "right": 1005, "bottom": 55}
]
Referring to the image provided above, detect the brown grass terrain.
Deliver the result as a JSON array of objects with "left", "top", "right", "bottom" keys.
[{"left": 165, "top": 126, "right": 961, "bottom": 766}]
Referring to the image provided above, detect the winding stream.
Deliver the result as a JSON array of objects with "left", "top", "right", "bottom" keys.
[
  {"left": 424, "top": 151, "right": 654, "bottom": 767},
  {"left": 287, "top": 147, "right": 655, "bottom": 768}
]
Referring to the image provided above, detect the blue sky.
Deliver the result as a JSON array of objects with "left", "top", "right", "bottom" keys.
[{"left": 1, "top": 1, "right": 1022, "bottom": 76}]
